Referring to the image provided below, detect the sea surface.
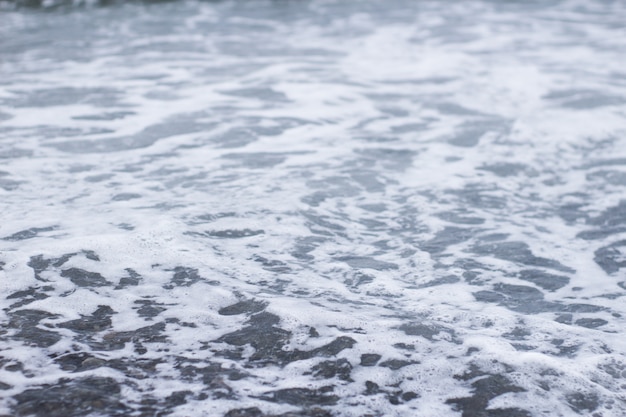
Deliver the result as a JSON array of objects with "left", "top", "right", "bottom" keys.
[{"left": 1, "top": 0, "right": 626, "bottom": 416}]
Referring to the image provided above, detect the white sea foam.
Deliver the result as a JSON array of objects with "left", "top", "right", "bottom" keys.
[{"left": 1, "top": 0, "right": 626, "bottom": 416}]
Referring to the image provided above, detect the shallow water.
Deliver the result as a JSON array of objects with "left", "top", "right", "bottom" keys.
[{"left": 1, "top": 0, "right": 626, "bottom": 416}]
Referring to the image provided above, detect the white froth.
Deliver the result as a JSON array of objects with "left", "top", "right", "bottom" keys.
[{"left": 1, "top": 0, "right": 626, "bottom": 416}]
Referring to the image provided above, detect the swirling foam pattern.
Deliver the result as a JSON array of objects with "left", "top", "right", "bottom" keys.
[{"left": 1, "top": 1, "right": 626, "bottom": 416}]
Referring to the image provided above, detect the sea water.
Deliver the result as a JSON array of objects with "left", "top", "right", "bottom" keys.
[{"left": 1, "top": 0, "right": 625, "bottom": 416}]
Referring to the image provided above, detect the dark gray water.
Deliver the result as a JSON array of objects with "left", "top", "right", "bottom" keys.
[{"left": 1, "top": 1, "right": 626, "bottom": 416}]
